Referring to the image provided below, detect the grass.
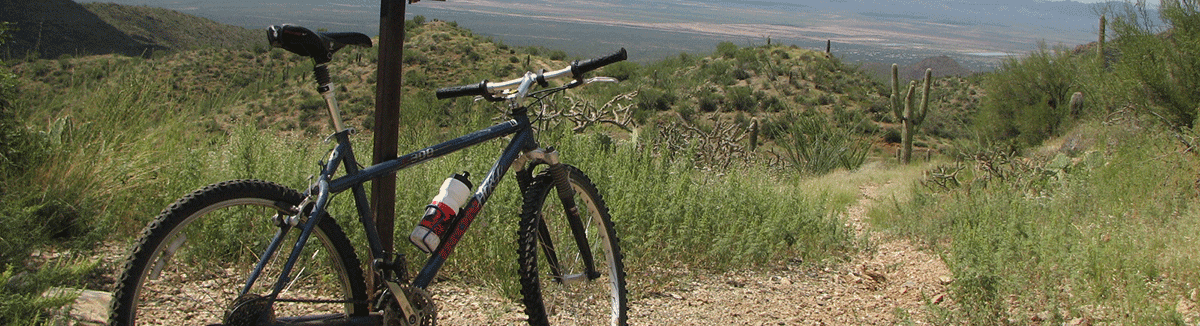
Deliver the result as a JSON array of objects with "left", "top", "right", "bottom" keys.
[
  {"left": 874, "top": 119, "right": 1200, "bottom": 324},
  {"left": 865, "top": 5, "right": 1200, "bottom": 323},
  {"left": 5, "top": 3, "right": 1198, "bottom": 324},
  {"left": 1, "top": 17, "right": 876, "bottom": 324}
]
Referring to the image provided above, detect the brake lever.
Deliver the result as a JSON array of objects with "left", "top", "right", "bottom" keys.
[
  {"left": 478, "top": 76, "right": 620, "bottom": 102},
  {"left": 583, "top": 77, "right": 619, "bottom": 84}
]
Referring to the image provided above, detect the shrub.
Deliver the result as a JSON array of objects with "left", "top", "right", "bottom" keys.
[
  {"left": 677, "top": 105, "right": 696, "bottom": 122},
  {"left": 1112, "top": 2, "right": 1200, "bottom": 128},
  {"left": 697, "top": 91, "right": 720, "bottom": 112},
  {"left": 883, "top": 128, "right": 902, "bottom": 143},
  {"left": 603, "top": 61, "right": 641, "bottom": 81},
  {"left": 636, "top": 88, "right": 676, "bottom": 112},
  {"left": 777, "top": 113, "right": 870, "bottom": 175},
  {"left": 0, "top": 27, "right": 39, "bottom": 178},
  {"left": 716, "top": 41, "right": 739, "bottom": 59},
  {"left": 974, "top": 43, "right": 1079, "bottom": 146},
  {"left": 726, "top": 86, "right": 756, "bottom": 112},
  {"left": 402, "top": 48, "right": 428, "bottom": 65},
  {"left": 732, "top": 68, "right": 751, "bottom": 80}
]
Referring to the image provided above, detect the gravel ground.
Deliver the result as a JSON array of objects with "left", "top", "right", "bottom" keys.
[
  {"left": 56, "top": 183, "right": 955, "bottom": 325},
  {"left": 436, "top": 183, "right": 956, "bottom": 325}
]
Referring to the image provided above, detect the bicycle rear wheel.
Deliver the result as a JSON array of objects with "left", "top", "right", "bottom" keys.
[
  {"left": 517, "top": 165, "right": 628, "bottom": 325},
  {"left": 109, "top": 180, "right": 368, "bottom": 325}
]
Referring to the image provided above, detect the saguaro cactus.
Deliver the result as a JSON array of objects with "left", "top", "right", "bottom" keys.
[
  {"left": 748, "top": 118, "right": 759, "bottom": 151},
  {"left": 1098, "top": 15, "right": 1107, "bottom": 64},
  {"left": 891, "top": 64, "right": 932, "bottom": 164},
  {"left": 1070, "top": 92, "right": 1085, "bottom": 118}
]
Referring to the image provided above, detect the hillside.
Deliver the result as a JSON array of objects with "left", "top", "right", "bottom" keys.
[
  {"left": 6, "top": 2, "right": 1200, "bottom": 325},
  {"left": 0, "top": 0, "right": 262, "bottom": 60},
  {"left": 81, "top": 3, "right": 264, "bottom": 52}
]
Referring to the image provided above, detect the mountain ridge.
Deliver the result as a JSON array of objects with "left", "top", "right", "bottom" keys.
[{"left": 0, "top": 0, "right": 263, "bottom": 60}]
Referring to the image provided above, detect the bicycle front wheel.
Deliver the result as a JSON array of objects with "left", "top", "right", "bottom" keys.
[
  {"left": 517, "top": 165, "right": 628, "bottom": 326},
  {"left": 108, "top": 180, "right": 368, "bottom": 325}
]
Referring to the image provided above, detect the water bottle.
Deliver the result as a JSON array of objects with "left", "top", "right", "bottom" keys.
[{"left": 409, "top": 172, "right": 473, "bottom": 253}]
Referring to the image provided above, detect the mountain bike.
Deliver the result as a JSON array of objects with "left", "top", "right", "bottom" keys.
[{"left": 108, "top": 24, "right": 629, "bottom": 326}]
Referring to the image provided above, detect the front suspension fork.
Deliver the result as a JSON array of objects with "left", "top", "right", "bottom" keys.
[{"left": 516, "top": 148, "right": 600, "bottom": 281}]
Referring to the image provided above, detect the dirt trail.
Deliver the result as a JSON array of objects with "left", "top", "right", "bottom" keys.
[
  {"left": 436, "top": 183, "right": 956, "bottom": 325},
  {"left": 620, "top": 183, "right": 954, "bottom": 325}
]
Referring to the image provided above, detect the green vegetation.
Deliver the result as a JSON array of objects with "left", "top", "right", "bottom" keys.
[
  {"left": 0, "top": 21, "right": 98, "bottom": 325},
  {"left": 876, "top": 2, "right": 1200, "bottom": 324},
  {"left": 4, "top": 1, "right": 1200, "bottom": 324},
  {"left": 1110, "top": 0, "right": 1200, "bottom": 129},
  {"left": 974, "top": 42, "right": 1080, "bottom": 146},
  {"left": 80, "top": 3, "right": 265, "bottom": 53},
  {"left": 1, "top": 12, "right": 872, "bottom": 324}
]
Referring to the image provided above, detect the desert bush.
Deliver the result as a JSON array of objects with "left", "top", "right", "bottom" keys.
[
  {"left": 716, "top": 41, "right": 739, "bottom": 59},
  {"left": 636, "top": 87, "right": 676, "bottom": 112},
  {"left": 697, "top": 91, "right": 721, "bottom": 113},
  {"left": 603, "top": 61, "right": 641, "bottom": 81},
  {"left": 726, "top": 86, "right": 756, "bottom": 112},
  {"left": 776, "top": 113, "right": 870, "bottom": 175},
  {"left": 975, "top": 43, "right": 1080, "bottom": 146},
  {"left": 1111, "top": 0, "right": 1200, "bottom": 128}
]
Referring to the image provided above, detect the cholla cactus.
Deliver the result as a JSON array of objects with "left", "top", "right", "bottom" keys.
[{"left": 891, "top": 64, "right": 932, "bottom": 164}]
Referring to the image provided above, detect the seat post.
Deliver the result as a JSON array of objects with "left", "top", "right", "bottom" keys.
[{"left": 314, "top": 63, "right": 348, "bottom": 132}]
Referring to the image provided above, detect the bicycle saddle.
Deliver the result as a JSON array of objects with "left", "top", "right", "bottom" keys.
[{"left": 267, "top": 24, "right": 372, "bottom": 64}]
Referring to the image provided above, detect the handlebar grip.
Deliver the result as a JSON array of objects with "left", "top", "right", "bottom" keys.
[
  {"left": 436, "top": 80, "right": 489, "bottom": 100},
  {"left": 570, "top": 48, "right": 627, "bottom": 77}
]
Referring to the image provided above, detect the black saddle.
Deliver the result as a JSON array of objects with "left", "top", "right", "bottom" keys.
[{"left": 267, "top": 24, "right": 372, "bottom": 64}]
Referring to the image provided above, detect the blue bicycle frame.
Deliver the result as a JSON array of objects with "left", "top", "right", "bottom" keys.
[{"left": 246, "top": 108, "right": 539, "bottom": 306}]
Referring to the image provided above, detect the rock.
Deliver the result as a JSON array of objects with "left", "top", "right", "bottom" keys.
[
  {"left": 43, "top": 288, "right": 113, "bottom": 326},
  {"left": 864, "top": 271, "right": 887, "bottom": 283},
  {"left": 1066, "top": 317, "right": 1090, "bottom": 326}
]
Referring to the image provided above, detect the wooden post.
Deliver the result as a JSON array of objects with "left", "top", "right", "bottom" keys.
[{"left": 372, "top": 0, "right": 405, "bottom": 255}]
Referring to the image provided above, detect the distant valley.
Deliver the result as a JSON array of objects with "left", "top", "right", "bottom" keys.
[{"left": 55, "top": 0, "right": 1121, "bottom": 71}]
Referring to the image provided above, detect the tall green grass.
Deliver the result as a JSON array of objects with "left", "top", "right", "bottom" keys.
[
  {"left": 876, "top": 120, "right": 1200, "bottom": 324},
  {"left": 3, "top": 28, "right": 864, "bottom": 323}
]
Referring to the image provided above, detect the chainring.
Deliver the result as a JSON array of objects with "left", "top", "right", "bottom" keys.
[{"left": 382, "top": 286, "right": 437, "bottom": 326}]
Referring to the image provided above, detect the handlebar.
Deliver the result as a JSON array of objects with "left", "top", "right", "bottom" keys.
[
  {"left": 436, "top": 48, "right": 627, "bottom": 100},
  {"left": 434, "top": 80, "right": 489, "bottom": 100},
  {"left": 572, "top": 48, "right": 628, "bottom": 77}
]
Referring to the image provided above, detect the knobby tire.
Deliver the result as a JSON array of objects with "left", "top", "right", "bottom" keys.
[
  {"left": 108, "top": 180, "right": 368, "bottom": 325},
  {"left": 517, "top": 165, "right": 628, "bottom": 326}
]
